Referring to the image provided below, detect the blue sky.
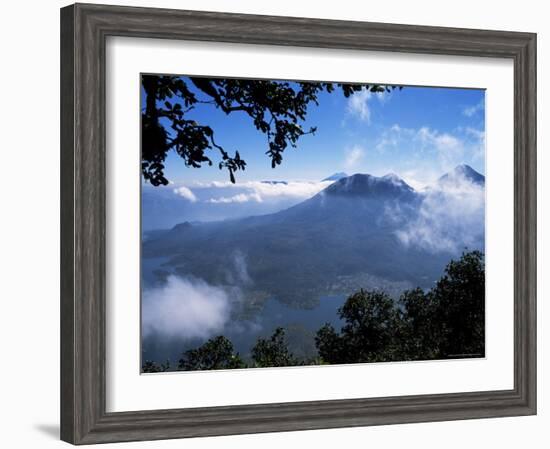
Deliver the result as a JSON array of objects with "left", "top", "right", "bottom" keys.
[{"left": 143, "top": 76, "right": 485, "bottom": 189}]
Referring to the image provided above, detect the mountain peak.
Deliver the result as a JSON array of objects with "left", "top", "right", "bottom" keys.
[
  {"left": 322, "top": 172, "right": 348, "bottom": 182},
  {"left": 454, "top": 164, "right": 479, "bottom": 176},
  {"left": 382, "top": 173, "right": 403, "bottom": 183},
  {"left": 171, "top": 221, "right": 192, "bottom": 233},
  {"left": 439, "top": 164, "right": 485, "bottom": 185},
  {"left": 324, "top": 173, "right": 415, "bottom": 198}
]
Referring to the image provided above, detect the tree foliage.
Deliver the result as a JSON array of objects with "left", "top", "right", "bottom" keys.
[
  {"left": 316, "top": 290, "right": 401, "bottom": 364},
  {"left": 141, "top": 360, "right": 170, "bottom": 373},
  {"left": 177, "top": 336, "right": 245, "bottom": 371},
  {"left": 142, "top": 75, "right": 401, "bottom": 185},
  {"left": 396, "top": 250, "right": 485, "bottom": 360},
  {"left": 315, "top": 250, "right": 485, "bottom": 363},
  {"left": 430, "top": 250, "right": 485, "bottom": 358},
  {"left": 397, "top": 288, "right": 440, "bottom": 360},
  {"left": 143, "top": 251, "right": 484, "bottom": 372},
  {"left": 251, "top": 327, "right": 297, "bottom": 368}
]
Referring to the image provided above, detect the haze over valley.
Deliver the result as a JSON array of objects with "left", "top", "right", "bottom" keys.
[{"left": 141, "top": 165, "right": 485, "bottom": 363}]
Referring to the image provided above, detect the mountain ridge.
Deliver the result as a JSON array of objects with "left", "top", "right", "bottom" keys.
[
  {"left": 143, "top": 164, "right": 485, "bottom": 309},
  {"left": 438, "top": 164, "right": 485, "bottom": 186},
  {"left": 324, "top": 172, "right": 416, "bottom": 198},
  {"left": 322, "top": 172, "right": 348, "bottom": 181}
]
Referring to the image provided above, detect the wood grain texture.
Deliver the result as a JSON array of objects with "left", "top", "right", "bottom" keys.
[
  {"left": 60, "top": 5, "right": 75, "bottom": 443},
  {"left": 60, "top": 3, "right": 537, "bottom": 445}
]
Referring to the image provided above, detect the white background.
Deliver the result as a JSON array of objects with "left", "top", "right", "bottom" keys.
[{"left": 0, "top": 0, "right": 547, "bottom": 448}]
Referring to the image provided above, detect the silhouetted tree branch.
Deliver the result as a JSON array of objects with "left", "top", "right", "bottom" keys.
[{"left": 142, "top": 75, "right": 401, "bottom": 186}]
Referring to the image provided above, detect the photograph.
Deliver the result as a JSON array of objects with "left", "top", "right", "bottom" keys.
[{"left": 140, "top": 75, "right": 486, "bottom": 373}]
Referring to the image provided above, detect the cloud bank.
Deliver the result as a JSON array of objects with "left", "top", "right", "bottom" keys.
[
  {"left": 143, "top": 178, "right": 338, "bottom": 229},
  {"left": 394, "top": 174, "right": 485, "bottom": 254},
  {"left": 142, "top": 275, "right": 230, "bottom": 340},
  {"left": 201, "top": 180, "right": 333, "bottom": 204}
]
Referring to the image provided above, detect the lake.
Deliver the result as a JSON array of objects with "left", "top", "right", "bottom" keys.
[
  {"left": 141, "top": 256, "right": 347, "bottom": 366},
  {"left": 141, "top": 293, "right": 347, "bottom": 367}
]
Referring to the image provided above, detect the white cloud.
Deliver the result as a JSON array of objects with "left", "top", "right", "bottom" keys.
[
  {"left": 464, "top": 127, "right": 486, "bottom": 162},
  {"left": 463, "top": 99, "right": 485, "bottom": 117},
  {"left": 142, "top": 275, "right": 230, "bottom": 339},
  {"left": 373, "top": 124, "right": 485, "bottom": 187},
  {"left": 346, "top": 89, "right": 388, "bottom": 124},
  {"left": 465, "top": 127, "right": 485, "bottom": 140},
  {"left": 375, "top": 124, "right": 402, "bottom": 153},
  {"left": 347, "top": 89, "right": 372, "bottom": 122},
  {"left": 192, "top": 180, "right": 234, "bottom": 188},
  {"left": 228, "top": 250, "right": 252, "bottom": 285},
  {"left": 205, "top": 180, "right": 332, "bottom": 204},
  {"left": 208, "top": 192, "right": 263, "bottom": 204},
  {"left": 344, "top": 145, "right": 366, "bottom": 170},
  {"left": 398, "top": 169, "right": 439, "bottom": 191},
  {"left": 394, "top": 174, "right": 485, "bottom": 254},
  {"left": 417, "top": 126, "right": 460, "bottom": 151},
  {"left": 173, "top": 185, "right": 197, "bottom": 202},
  {"left": 417, "top": 126, "right": 465, "bottom": 170}
]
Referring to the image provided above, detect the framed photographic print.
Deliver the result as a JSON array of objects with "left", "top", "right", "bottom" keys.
[{"left": 60, "top": 3, "right": 537, "bottom": 445}]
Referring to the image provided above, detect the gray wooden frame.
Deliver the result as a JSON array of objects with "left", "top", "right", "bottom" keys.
[{"left": 60, "top": 3, "right": 537, "bottom": 445}]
